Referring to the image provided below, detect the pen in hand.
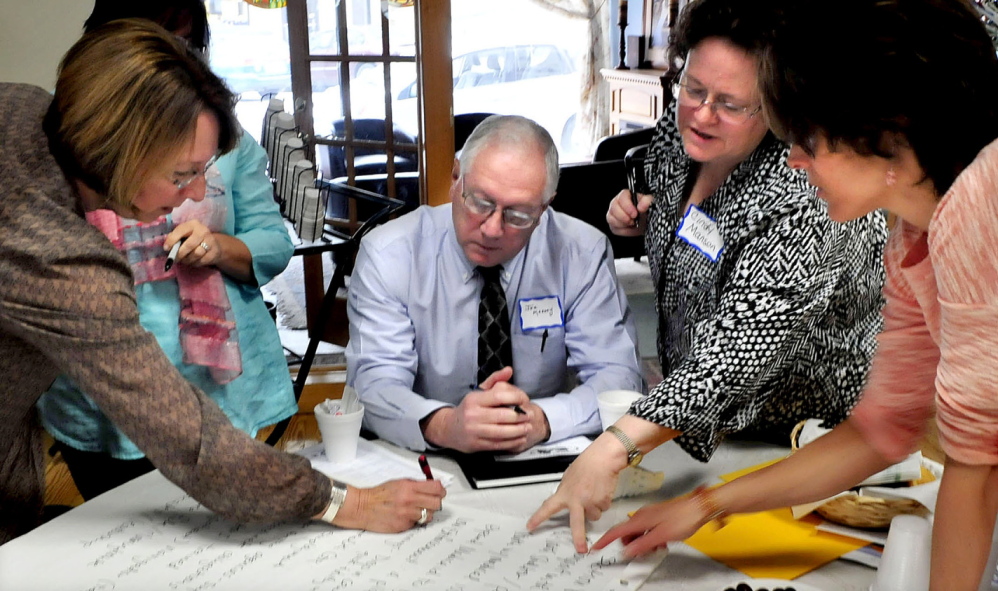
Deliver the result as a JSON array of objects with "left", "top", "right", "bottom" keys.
[
  {"left": 164, "top": 237, "right": 186, "bottom": 271},
  {"left": 418, "top": 454, "right": 434, "bottom": 480},
  {"left": 508, "top": 405, "right": 527, "bottom": 415}
]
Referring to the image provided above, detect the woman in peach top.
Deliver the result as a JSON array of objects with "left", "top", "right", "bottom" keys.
[{"left": 590, "top": 0, "right": 998, "bottom": 588}]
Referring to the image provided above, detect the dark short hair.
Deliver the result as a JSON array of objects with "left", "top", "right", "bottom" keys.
[
  {"left": 761, "top": 0, "right": 998, "bottom": 195},
  {"left": 667, "top": 0, "right": 788, "bottom": 84},
  {"left": 84, "top": 0, "right": 210, "bottom": 53}
]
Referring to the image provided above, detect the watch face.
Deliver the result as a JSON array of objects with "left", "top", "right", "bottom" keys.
[{"left": 628, "top": 451, "right": 643, "bottom": 467}]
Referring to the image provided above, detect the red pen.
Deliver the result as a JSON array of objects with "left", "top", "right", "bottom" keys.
[{"left": 418, "top": 454, "right": 434, "bottom": 480}]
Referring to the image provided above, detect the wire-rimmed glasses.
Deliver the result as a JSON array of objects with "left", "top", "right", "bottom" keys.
[
  {"left": 460, "top": 176, "right": 541, "bottom": 230},
  {"left": 171, "top": 154, "right": 219, "bottom": 190},
  {"left": 672, "top": 78, "right": 762, "bottom": 125}
]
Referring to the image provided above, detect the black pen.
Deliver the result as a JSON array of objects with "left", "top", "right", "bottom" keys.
[
  {"left": 625, "top": 148, "right": 644, "bottom": 228},
  {"left": 629, "top": 182, "right": 641, "bottom": 229},
  {"left": 540, "top": 329, "right": 548, "bottom": 353},
  {"left": 469, "top": 382, "right": 525, "bottom": 415},
  {"left": 164, "top": 237, "right": 186, "bottom": 271}
]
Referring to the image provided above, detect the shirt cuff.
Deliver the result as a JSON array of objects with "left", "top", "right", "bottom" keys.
[
  {"left": 532, "top": 395, "right": 600, "bottom": 444},
  {"left": 405, "top": 399, "right": 453, "bottom": 451}
]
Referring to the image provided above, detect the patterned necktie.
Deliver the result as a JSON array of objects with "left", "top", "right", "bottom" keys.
[{"left": 477, "top": 265, "right": 513, "bottom": 384}]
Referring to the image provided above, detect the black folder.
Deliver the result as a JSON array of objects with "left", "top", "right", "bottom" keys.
[{"left": 448, "top": 450, "right": 580, "bottom": 489}]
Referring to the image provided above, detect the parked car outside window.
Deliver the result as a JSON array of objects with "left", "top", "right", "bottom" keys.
[
  {"left": 394, "top": 44, "right": 584, "bottom": 160},
  {"left": 212, "top": 28, "right": 372, "bottom": 97}
]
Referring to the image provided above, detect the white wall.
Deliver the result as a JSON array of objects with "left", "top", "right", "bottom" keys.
[{"left": 0, "top": 0, "right": 96, "bottom": 89}]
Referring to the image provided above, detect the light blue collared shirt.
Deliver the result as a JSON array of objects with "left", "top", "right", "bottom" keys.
[{"left": 346, "top": 203, "right": 643, "bottom": 451}]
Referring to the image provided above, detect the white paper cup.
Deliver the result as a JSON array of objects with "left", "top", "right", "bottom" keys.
[
  {"left": 314, "top": 401, "right": 365, "bottom": 463},
  {"left": 597, "top": 390, "right": 644, "bottom": 431},
  {"left": 871, "top": 514, "right": 931, "bottom": 591}
]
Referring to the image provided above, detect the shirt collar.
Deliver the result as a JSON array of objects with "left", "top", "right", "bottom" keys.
[{"left": 444, "top": 207, "right": 539, "bottom": 287}]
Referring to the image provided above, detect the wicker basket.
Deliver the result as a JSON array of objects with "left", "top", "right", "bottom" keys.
[
  {"left": 790, "top": 421, "right": 932, "bottom": 530},
  {"left": 813, "top": 493, "right": 928, "bottom": 529}
]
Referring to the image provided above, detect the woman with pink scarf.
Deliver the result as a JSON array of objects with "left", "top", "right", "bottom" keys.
[
  {"left": 37, "top": 0, "right": 298, "bottom": 501},
  {"left": 0, "top": 19, "right": 443, "bottom": 543}
]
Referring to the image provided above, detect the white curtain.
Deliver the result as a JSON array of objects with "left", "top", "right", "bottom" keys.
[{"left": 529, "top": 0, "right": 611, "bottom": 151}]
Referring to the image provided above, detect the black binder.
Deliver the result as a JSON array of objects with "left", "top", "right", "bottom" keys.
[{"left": 448, "top": 450, "right": 580, "bottom": 489}]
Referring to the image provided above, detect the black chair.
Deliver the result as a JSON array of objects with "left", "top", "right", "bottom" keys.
[
  {"left": 562, "top": 127, "right": 654, "bottom": 262},
  {"left": 318, "top": 118, "right": 419, "bottom": 181},
  {"left": 551, "top": 159, "right": 646, "bottom": 260},
  {"left": 322, "top": 113, "right": 494, "bottom": 214},
  {"left": 454, "top": 112, "right": 496, "bottom": 151},
  {"left": 592, "top": 127, "right": 655, "bottom": 162},
  {"left": 264, "top": 181, "right": 404, "bottom": 446},
  {"left": 327, "top": 172, "right": 420, "bottom": 220}
]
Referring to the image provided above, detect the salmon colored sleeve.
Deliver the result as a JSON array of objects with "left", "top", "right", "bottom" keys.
[
  {"left": 850, "top": 224, "right": 938, "bottom": 463},
  {"left": 930, "top": 141, "right": 998, "bottom": 465}
]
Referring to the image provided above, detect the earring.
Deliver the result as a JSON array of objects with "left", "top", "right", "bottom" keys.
[{"left": 886, "top": 167, "right": 897, "bottom": 187}]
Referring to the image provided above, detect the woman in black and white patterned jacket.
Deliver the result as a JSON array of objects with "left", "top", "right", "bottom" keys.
[{"left": 529, "top": 0, "right": 887, "bottom": 552}]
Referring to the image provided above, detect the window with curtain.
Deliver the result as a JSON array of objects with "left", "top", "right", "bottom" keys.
[{"left": 210, "top": 0, "right": 613, "bottom": 209}]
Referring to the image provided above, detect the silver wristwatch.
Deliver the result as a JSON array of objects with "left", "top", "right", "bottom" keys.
[
  {"left": 318, "top": 479, "right": 348, "bottom": 524},
  {"left": 605, "top": 425, "right": 644, "bottom": 467}
]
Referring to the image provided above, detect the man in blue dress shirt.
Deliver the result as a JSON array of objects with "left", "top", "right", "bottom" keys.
[{"left": 346, "top": 115, "right": 643, "bottom": 453}]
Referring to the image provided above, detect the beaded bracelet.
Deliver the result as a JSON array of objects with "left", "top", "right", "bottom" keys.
[{"left": 691, "top": 485, "right": 729, "bottom": 529}]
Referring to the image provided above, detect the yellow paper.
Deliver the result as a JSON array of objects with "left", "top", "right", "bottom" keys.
[
  {"left": 685, "top": 457, "right": 866, "bottom": 579},
  {"left": 912, "top": 465, "right": 937, "bottom": 485},
  {"left": 686, "top": 507, "right": 866, "bottom": 579}
]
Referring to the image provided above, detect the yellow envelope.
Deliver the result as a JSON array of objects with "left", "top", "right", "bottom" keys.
[{"left": 685, "top": 458, "right": 867, "bottom": 580}]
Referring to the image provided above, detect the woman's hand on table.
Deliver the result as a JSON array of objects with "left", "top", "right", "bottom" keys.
[
  {"left": 591, "top": 419, "right": 900, "bottom": 559},
  {"left": 528, "top": 416, "right": 681, "bottom": 553},
  {"left": 334, "top": 479, "right": 446, "bottom": 533},
  {"left": 606, "top": 189, "right": 653, "bottom": 236},
  {"left": 526, "top": 432, "right": 629, "bottom": 553},
  {"left": 592, "top": 493, "right": 708, "bottom": 559}
]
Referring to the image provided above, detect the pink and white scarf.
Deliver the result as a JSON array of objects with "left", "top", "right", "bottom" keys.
[{"left": 87, "top": 181, "right": 242, "bottom": 384}]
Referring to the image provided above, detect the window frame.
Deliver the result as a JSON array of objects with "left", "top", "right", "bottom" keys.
[{"left": 285, "top": 0, "right": 454, "bottom": 208}]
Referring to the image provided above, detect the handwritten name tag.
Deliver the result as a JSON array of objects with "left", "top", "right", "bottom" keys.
[
  {"left": 676, "top": 204, "right": 724, "bottom": 262},
  {"left": 518, "top": 296, "right": 563, "bottom": 331}
]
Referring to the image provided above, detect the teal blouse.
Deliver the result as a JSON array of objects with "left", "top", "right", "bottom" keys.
[{"left": 37, "top": 132, "right": 297, "bottom": 458}]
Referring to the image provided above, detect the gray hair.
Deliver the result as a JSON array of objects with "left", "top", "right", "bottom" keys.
[{"left": 458, "top": 115, "right": 559, "bottom": 202}]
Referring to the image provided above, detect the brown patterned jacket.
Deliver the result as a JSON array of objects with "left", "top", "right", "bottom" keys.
[{"left": 0, "top": 83, "right": 328, "bottom": 544}]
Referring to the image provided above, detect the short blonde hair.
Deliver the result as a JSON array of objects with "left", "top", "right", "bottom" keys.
[{"left": 44, "top": 19, "right": 239, "bottom": 209}]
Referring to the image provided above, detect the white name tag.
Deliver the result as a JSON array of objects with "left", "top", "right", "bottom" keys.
[
  {"left": 676, "top": 205, "right": 724, "bottom": 262},
  {"left": 518, "top": 296, "right": 563, "bottom": 331}
]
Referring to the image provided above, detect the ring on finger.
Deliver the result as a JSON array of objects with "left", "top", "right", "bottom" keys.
[
  {"left": 200, "top": 241, "right": 210, "bottom": 252},
  {"left": 416, "top": 507, "right": 428, "bottom": 525}
]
